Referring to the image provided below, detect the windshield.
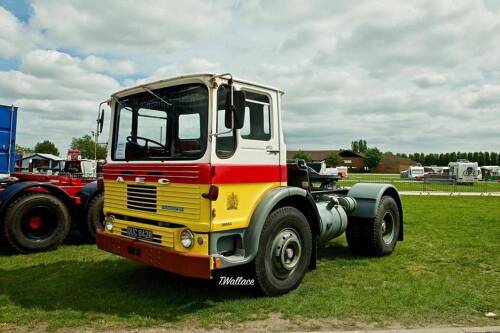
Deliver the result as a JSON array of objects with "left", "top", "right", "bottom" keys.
[{"left": 112, "top": 83, "right": 208, "bottom": 161}]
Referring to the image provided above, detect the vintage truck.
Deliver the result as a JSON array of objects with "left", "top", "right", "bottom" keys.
[{"left": 96, "top": 73, "right": 403, "bottom": 296}]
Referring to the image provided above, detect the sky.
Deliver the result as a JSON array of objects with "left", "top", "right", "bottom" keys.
[{"left": 0, "top": 0, "right": 499, "bottom": 155}]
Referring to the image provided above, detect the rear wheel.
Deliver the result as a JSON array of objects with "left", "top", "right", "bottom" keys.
[
  {"left": 79, "top": 193, "right": 104, "bottom": 242},
  {"left": 346, "top": 196, "right": 400, "bottom": 257},
  {"left": 254, "top": 206, "right": 312, "bottom": 296},
  {"left": 3, "top": 193, "right": 71, "bottom": 253}
]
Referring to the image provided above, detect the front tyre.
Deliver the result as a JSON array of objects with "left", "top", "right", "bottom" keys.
[
  {"left": 3, "top": 193, "right": 71, "bottom": 253},
  {"left": 254, "top": 206, "right": 312, "bottom": 296}
]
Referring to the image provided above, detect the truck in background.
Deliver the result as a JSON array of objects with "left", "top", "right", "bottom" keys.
[
  {"left": 0, "top": 104, "right": 18, "bottom": 178},
  {"left": 0, "top": 149, "right": 103, "bottom": 253},
  {"left": 59, "top": 149, "right": 97, "bottom": 178}
]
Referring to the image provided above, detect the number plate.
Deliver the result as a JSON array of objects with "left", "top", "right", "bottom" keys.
[{"left": 125, "top": 227, "right": 154, "bottom": 241}]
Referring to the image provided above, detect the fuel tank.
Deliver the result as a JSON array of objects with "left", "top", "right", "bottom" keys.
[{"left": 316, "top": 196, "right": 357, "bottom": 243}]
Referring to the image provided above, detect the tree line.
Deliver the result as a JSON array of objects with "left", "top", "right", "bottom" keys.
[
  {"left": 292, "top": 138, "right": 500, "bottom": 171},
  {"left": 397, "top": 152, "right": 500, "bottom": 166},
  {"left": 16, "top": 134, "right": 107, "bottom": 160}
]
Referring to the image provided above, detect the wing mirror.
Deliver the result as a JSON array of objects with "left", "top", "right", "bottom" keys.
[
  {"left": 97, "top": 108, "right": 105, "bottom": 134},
  {"left": 225, "top": 89, "right": 245, "bottom": 130},
  {"left": 96, "top": 100, "right": 108, "bottom": 134}
]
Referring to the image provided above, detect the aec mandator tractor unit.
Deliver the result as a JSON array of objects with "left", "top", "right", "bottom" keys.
[{"left": 96, "top": 73, "right": 404, "bottom": 296}]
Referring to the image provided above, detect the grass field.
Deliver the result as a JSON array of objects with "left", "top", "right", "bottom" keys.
[
  {"left": 338, "top": 174, "right": 500, "bottom": 193},
  {"left": 1, "top": 196, "right": 499, "bottom": 331}
]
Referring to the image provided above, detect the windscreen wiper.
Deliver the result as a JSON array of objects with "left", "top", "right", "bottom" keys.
[
  {"left": 111, "top": 96, "right": 131, "bottom": 111},
  {"left": 140, "top": 85, "right": 172, "bottom": 106}
]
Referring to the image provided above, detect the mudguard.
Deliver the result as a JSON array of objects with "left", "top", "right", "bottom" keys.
[
  {"left": 244, "top": 186, "right": 316, "bottom": 256},
  {"left": 0, "top": 181, "right": 75, "bottom": 216},
  {"left": 76, "top": 181, "right": 101, "bottom": 211},
  {"left": 211, "top": 186, "right": 321, "bottom": 268},
  {"left": 347, "top": 183, "right": 404, "bottom": 240}
]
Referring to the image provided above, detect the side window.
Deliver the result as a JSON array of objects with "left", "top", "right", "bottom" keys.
[
  {"left": 241, "top": 91, "right": 271, "bottom": 141},
  {"left": 240, "top": 107, "right": 251, "bottom": 136},
  {"left": 216, "top": 85, "right": 236, "bottom": 158},
  {"left": 179, "top": 113, "right": 200, "bottom": 139},
  {"left": 114, "top": 107, "right": 133, "bottom": 159}
]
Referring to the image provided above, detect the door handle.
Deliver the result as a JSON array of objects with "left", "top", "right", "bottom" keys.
[{"left": 266, "top": 146, "right": 280, "bottom": 154}]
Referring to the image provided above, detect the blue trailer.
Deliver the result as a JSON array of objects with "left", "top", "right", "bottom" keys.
[{"left": 0, "top": 104, "right": 18, "bottom": 176}]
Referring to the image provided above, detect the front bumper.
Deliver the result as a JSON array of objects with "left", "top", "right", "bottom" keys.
[{"left": 96, "top": 230, "right": 212, "bottom": 279}]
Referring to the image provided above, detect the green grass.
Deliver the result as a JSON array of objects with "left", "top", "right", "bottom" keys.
[{"left": 1, "top": 196, "right": 499, "bottom": 331}]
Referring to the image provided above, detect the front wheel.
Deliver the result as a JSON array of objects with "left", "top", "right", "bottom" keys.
[{"left": 254, "top": 206, "right": 312, "bottom": 296}]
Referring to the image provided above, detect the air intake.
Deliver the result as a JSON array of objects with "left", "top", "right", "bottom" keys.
[{"left": 127, "top": 184, "right": 157, "bottom": 212}]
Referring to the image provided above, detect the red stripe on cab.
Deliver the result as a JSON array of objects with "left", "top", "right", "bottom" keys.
[
  {"left": 103, "top": 163, "right": 283, "bottom": 184},
  {"left": 211, "top": 164, "right": 281, "bottom": 184}
]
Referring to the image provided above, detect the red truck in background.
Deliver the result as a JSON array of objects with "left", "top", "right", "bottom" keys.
[{"left": 0, "top": 150, "right": 103, "bottom": 253}]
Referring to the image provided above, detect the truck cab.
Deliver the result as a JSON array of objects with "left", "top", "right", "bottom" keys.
[
  {"left": 60, "top": 149, "right": 97, "bottom": 178},
  {"left": 97, "top": 73, "right": 403, "bottom": 295}
]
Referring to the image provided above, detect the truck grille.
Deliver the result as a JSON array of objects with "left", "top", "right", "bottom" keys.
[{"left": 127, "top": 184, "right": 157, "bottom": 212}]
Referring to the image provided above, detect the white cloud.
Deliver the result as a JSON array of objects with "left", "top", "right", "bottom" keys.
[
  {"left": 132, "top": 58, "right": 220, "bottom": 86},
  {"left": 462, "top": 85, "right": 500, "bottom": 109},
  {"left": 0, "top": 50, "right": 120, "bottom": 152},
  {"left": 1, "top": 1, "right": 499, "bottom": 153},
  {"left": 29, "top": 0, "right": 233, "bottom": 54},
  {"left": 413, "top": 72, "right": 447, "bottom": 88},
  {"left": 0, "top": 6, "right": 40, "bottom": 58},
  {"left": 82, "top": 55, "right": 136, "bottom": 76}
]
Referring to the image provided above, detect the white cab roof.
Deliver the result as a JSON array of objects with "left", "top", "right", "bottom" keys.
[{"left": 111, "top": 73, "right": 284, "bottom": 99}]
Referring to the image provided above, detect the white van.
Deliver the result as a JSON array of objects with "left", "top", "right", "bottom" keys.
[{"left": 400, "top": 166, "right": 424, "bottom": 180}]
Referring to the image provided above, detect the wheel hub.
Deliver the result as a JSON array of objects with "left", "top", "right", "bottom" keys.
[
  {"left": 28, "top": 216, "right": 43, "bottom": 230},
  {"left": 273, "top": 229, "right": 302, "bottom": 273},
  {"left": 381, "top": 211, "right": 395, "bottom": 244},
  {"left": 21, "top": 206, "right": 58, "bottom": 240},
  {"left": 285, "top": 248, "right": 294, "bottom": 259}
]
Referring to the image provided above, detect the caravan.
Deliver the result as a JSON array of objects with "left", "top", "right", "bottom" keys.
[{"left": 448, "top": 160, "right": 479, "bottom": 184}]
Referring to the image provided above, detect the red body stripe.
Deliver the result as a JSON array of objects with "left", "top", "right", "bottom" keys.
[
  {"left": 211, "top": 164, "right": 281, "bottom": 184},
  {"left": 280, "top": 164, "right": 288, "bottom": 183},
  {"left": 103, "top": 163, "right": 284, "bottom": 184}
]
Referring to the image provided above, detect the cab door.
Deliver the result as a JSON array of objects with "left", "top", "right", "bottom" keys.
[
  {"left": 236, "top": 86, "right": 280, "bottom": 167},
  {"left": 211, "top": 84, "right": 282, "bottom": 232}
]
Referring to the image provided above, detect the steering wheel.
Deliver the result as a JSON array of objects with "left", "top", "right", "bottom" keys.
[{"left": 126, "top": 136, "right": 168, "bottom": 151}]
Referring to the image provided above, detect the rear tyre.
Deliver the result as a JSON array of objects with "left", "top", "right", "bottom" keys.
[
  {"left": 3, "top": 193, "right": 71, "bottom": 253},
  {"left": 79, "top": 193, "right": 104, "bottom": 242},
  {"left": 347, "top": 196, "right": 400, "bottom": 257},
  {"left": 345, "top": 217, "right": 365, "bottom": 255},
  {"left": 254, "top": 206, "right": 312, "bottom": 296}
]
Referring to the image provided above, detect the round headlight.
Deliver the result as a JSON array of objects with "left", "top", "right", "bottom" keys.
[
  {"left": 105, "top": 215, "right": 115, "bottom": 231},
  {"left": 180, "top": 229, "right": 194, "bottom": 248}
]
